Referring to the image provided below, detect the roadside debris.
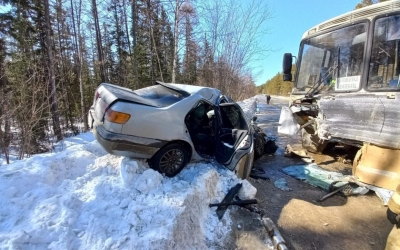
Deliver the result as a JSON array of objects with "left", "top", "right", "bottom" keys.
[
  {"left": 217, "top": 177, "right": 287, "bottom": 250},
  {"left": 274, "top": 178, "right": 292, "bottom": 191},
  {"left": 265, "top": 138, "right": 278, "bottom": 154},
  {"left": 318, "top": 183, "right": 352, "bottom": 202},
  {"left": 284, "top": 144, "right": 314, "bottom": 162},
  {"left": 283, "top": 163, "right": 344, "bottom": 190},
  {"left": 209, "top": 199, "right": 258, "bottom": 207},
  {"left": 212, "top": 181, "right": 259, "bottom": 220},
  {"left": 282, "top": 163, "right": 394, "bottom": 204},
  {"left": 262, "top": 217, "right": 288, "bottom": 250},
  {"left": 250, "top": 174, "right": 270, "bottom": 180},
  {"left": 250, "top": 167, "right": 269, "bottom": 180},
  {"left": 215, "top": 183, "right": 243, "bottom": 220}
]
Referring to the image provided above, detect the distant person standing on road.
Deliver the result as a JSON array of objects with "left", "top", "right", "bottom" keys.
[{"left": 266, "top": 95, "right": 271, "bottom": 105}]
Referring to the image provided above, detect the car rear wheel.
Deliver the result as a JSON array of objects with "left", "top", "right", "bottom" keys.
[{"left": 149, "top": 143, "right": 189, "bottom": 177}]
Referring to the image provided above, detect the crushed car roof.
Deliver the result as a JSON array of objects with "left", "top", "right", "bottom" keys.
[{"left": 158, "top": 81, "right": 221, "bottom": 103}]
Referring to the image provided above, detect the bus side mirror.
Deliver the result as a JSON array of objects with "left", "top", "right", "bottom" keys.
[{"left": 283, "top": 53, "right": 293, "bottom": 81}]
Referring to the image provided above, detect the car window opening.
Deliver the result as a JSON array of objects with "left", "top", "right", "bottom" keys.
[{"left": 185, "top": 102, "right": 216, "bottom": 156}]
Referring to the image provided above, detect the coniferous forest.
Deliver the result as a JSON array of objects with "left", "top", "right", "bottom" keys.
[{"left": 0, "top": 0, "right": 271, "bottom": 162}]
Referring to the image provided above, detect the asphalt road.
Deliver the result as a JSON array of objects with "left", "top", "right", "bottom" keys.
[{"left": 226, "top": 96, "right": 393, "bottom": 250}]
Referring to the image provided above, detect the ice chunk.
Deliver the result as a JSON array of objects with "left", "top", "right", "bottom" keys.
[
  {"left": 120, "top": 158, "right": 140, "bottom": 187},
  {"left": 238, "top": 180, "right": 257, "bottom": 200},
  {"left": 135, "top": 169, "right": 163, "bottom": 194}
]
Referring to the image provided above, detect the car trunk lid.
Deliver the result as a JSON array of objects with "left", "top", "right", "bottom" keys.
[{"left": 93, "top": 83, "right": 157, "bottom": 121}]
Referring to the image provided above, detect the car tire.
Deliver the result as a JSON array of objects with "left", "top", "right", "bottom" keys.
[
  {"left": 301, "top": 128, "right": 328, "bottom": 154},
  {"left": 254, "top": 134, "right": 266, "bottom": 159},
  {"left": 149, "top": 143, "right": 189, "bottom": 177}
]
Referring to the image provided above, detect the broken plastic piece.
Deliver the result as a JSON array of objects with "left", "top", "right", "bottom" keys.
[
  {"left": 216, "top": 183, "right": 242, "bottom": 220},
  {"left": 274, "top": 178, "right": 292, "bottom": 191},
  {"left": 209, "top": 199, "right": 257, "bottom": 207},
  {"left": 262, "top": 217, "right": 288, "bottom": 250}
]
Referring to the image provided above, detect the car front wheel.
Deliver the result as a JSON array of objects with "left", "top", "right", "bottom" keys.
[
  {"left": 149, "top": 143, "right": 189, "bottom": 177},
  {"left": 254, "top": 134, "right": 266, "bottom": 159}
]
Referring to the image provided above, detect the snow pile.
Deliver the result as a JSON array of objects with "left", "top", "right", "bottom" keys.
[
  {"left": 237, "top": 96, "right": 257, "bottom": 124},
  {"left": 0, "top": 133, "right": 258, "bottom": 249},
  {"left": 0, "top": 96, "right": 258, "bottom": 249}
]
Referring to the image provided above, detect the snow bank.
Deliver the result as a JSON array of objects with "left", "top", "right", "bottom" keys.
[
  {"left": 0, "top": 133, "right": 257, "bottom": 249},
  {"left": 237, "top": 96, "right": 257, "bottom": 124},
  {"left": 0, "top": 96, "right": 259, "bottom": 249}
]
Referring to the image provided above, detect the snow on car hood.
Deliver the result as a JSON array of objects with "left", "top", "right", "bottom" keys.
[{"left": 0, "top": 96, "right": 258, "bottom": 249}]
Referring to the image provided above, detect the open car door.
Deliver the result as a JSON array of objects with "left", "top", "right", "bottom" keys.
[{"left": 215, "top": 103, "right": 254, "bottom": 179}]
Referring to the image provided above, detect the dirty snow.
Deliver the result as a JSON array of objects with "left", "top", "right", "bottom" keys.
[{"left": 0, "top": 97, "right": 258, "bottom": 249}]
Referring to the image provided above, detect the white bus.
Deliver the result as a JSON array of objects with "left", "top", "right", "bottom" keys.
[{"left": 281, "top": 0, "right": 400, "bottom": 190}]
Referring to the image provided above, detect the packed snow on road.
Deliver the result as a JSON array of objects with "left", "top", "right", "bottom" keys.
[{"left": 0, "top": 96, "right": 260, "bottom": 249}]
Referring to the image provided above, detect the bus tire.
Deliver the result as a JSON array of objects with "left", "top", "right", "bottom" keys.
[{"left": 301, "top": 128, "right": 328, "bottom": 154}]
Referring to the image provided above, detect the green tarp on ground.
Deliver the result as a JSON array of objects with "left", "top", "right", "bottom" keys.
[
  {"left": 282, "top": 163, "right": 343, "bottom": 191},
  {"left": 282, "top": 163, "right": 394, "bottom": 205}
]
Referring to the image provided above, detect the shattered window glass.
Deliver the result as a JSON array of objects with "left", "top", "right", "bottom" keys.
[
  {"left": 368, "top": 14, "right": 400, "bottom": 90},
  {"left": 219, "top": 105, "right": 248, "bottom": 130},
  {"left": 296, "top": 23, "right": 366, "bottom": 92},
  {"left": 133, "top": 85, "right": 186, "bottom": 106}
]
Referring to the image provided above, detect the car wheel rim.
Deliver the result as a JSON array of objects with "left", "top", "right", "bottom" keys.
[{"left": 159, "top": 149, "right": 184, "bottom": 175}]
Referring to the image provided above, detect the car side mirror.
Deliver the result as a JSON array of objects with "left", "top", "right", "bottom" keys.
[{"left": 283, "top": 53, "right": 293, "bottom": 82}]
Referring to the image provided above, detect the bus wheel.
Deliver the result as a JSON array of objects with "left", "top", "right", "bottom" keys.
[{"left": 301, "top": 128, "right": 328, "bottom": 154}]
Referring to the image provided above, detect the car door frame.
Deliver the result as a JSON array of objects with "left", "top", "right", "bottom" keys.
[{"left": 214, "top": 101, "right": 254, "bottom": 178}]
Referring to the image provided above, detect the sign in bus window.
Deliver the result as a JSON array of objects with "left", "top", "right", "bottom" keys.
[{"left": 335, "top": 76, "right": 361, "bottom": 90}]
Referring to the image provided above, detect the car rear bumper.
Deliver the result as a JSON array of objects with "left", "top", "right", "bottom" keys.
[{"left": 93, "top": 121, "right": 168, "bottom": 159}]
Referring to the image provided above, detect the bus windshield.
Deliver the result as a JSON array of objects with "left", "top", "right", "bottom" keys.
[
  {"left": 295, "top": 23, "right": 367, "bottom": 93},
  {"left": 368, "top": 14, "right": 400, "bottom": 90}
]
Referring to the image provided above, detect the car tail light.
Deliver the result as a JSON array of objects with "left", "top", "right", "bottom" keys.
[
  {"left": 105, "top": 109, "right": 131, "bottom": 124},
  {"left": 95, "top": 91, "right": 100, "bottom": 99},
  {"left": 237, "top": 135, "right": 250, "bottom": 149}
]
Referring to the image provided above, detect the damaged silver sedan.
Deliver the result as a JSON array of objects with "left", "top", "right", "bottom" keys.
[{"left": 88, "top": 82, "right": 256, "bottom": 178}]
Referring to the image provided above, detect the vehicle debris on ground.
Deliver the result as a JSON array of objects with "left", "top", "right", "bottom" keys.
[
  {"left": 274, "top": 178, "right": 292, "bottom": 191},
  {"left": 284, "top": 144, "right": 314, "bottom": 162},
  {"left": 262, "top": 217, "right": 288, "bottom": 250},
  {"left": 282, "top": 163, "right": 394, "bottom": 204}
]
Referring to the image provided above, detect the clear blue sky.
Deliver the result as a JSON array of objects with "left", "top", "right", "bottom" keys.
[{"left": 254, "top": 0, "right": 361, "bottom": 86}]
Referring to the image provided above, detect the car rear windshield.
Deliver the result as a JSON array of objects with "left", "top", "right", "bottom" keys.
[{"left": 133, "top": 85, "right": 186, "bottom": 107}]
